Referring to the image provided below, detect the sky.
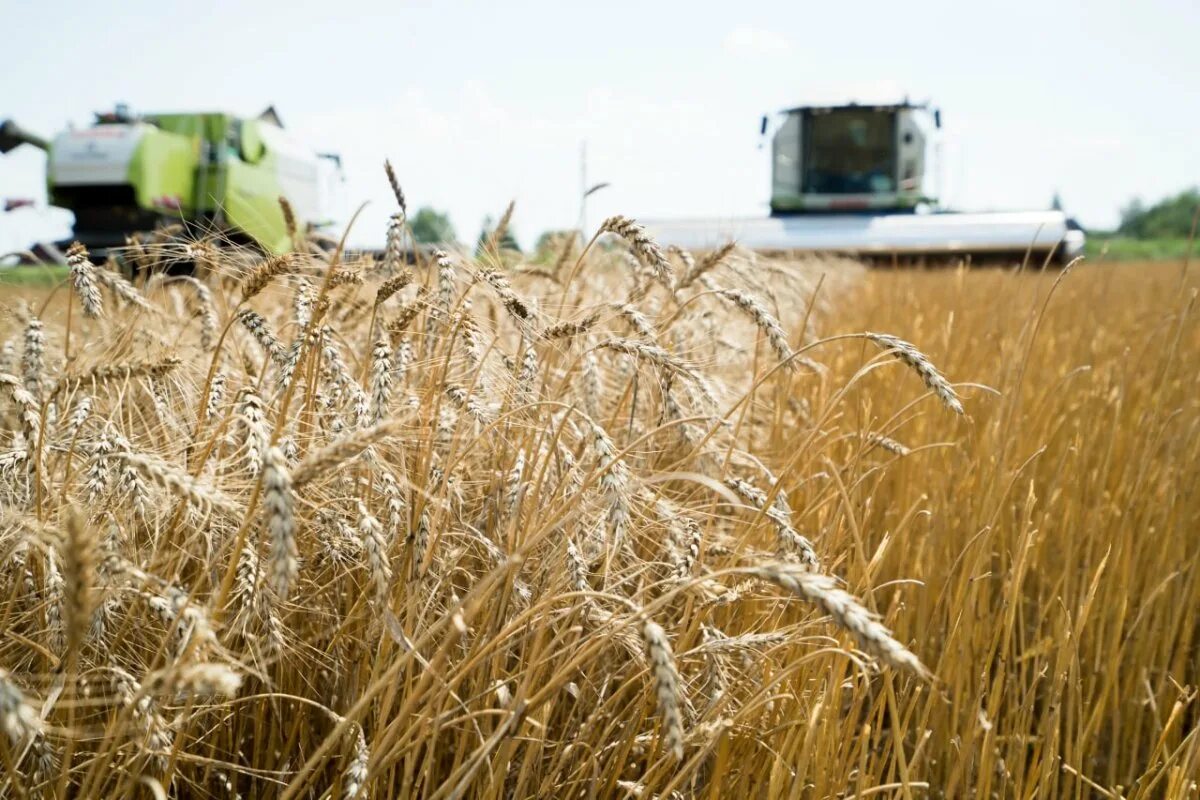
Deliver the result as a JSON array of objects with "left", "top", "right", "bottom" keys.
[{"left": 1, "top": 0, "right": 1197, "bottom": 254}]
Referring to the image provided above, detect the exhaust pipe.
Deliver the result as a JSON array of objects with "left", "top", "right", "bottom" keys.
[{"left": 0, "top": 119, "right": 49, "bottom": 154}]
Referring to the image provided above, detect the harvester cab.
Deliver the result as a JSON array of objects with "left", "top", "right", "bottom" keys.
[
  {"left": 1, "top": 105, "right": 341, "bottom": 262},
  {"left": 764, "top": 102, "right": 940, "bottom": 215}
]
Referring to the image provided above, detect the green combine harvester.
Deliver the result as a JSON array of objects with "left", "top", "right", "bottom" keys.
[{"left": 0, "top": 104, "right": 340, "bottom": 263}]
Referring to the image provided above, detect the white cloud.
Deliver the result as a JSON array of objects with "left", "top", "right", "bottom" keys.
[{"left": 722, "top": 25, "right": 792, "bottom": 58}]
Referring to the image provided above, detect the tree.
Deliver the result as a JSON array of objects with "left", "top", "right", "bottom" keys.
[
  {"left": 409, "top": 207, "right": 457, "bottom": 245},
  {"left": 533, "top": 230, "right": 580, "bottom": 263},
  {"left": 1117, "top": 189, "right": 1200, "bottom": 239},
  {"left": 1118, "top": 197, "right": 1146, "bottom": 234},
  {"left": 475, "top": 216, "right": 521, "bottom": 256}
]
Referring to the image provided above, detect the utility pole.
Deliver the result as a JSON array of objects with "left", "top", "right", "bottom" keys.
[
  {"left": 578, "top": 140, "right": 610, "bottom": 237},
  {"left": 579, "top": 140, "right": 588, "bottom": 235}
]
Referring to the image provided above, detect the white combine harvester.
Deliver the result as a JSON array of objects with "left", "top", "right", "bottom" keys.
[{"left": 646, "top": 101, "right": 1084, "bottom": 263}]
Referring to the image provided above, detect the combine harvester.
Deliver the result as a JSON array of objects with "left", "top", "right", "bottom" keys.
[
  {"left": 0, "top": 104, "right": 341, "bottom": 264},
  {"left": 645, "top": 101, "right": 1084, "bottom": 264}
]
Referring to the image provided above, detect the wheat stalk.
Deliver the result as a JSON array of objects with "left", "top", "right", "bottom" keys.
[
  {"left": 237, "top": 388, "right": 268, "bottom": 475},
  {"left": 241, "top": 254, "right": 296, "bottom": 302},
  {"left": 293, "top": 421, "right": 400, "bottom": 488},
  {"left": 0, "top": 668, "right": 40, "bottom": 746},
  {"left": 642, "top": 620, "right": 685, "bottom": 760},
  {"left": 357, "top": 500, "right": 393, "bottom": 607},
  {"left": 370, "top": 340, "right": 393, "bottom": 425},
  {"left": 599, "top": 216, "right": 674, "bottom": 291},
  {"left": 178, "top": 275, "right": 217, "bottom": 350},
  {"left": 375, "top": 269, "right": 414, "bottom": 308},
  {"left": 384, "top": 159, "right": 407, "bottom": 217},
  {"left": 110, "top": 450, "right": 235, "bottom": 513},
  {"left": 752, "top": 563, "right": 929, "bottom": 678},
  {"left": 341, "top": 723, "right": 371, "bottom": 800},
  {"left": 263, "top": 446, "right": 298, "bottom": 599},
  {"left": 95, "top": 263, "right": 154, "bottom": 311},
  {"left": 22, "top": 314, "right": 44, "bottom": 397},
  {"left": 866, "top": 332, "right": 963, "bottom": 415},
  {"left": 52, "top": 357, "right": 182, "bottom": 397},
  {"left": 62, "top": 506, "right": 96, "bottom": 659},
  {"left": 67, "top": 241, "right": 104, "bottom": 318},
  {"left": 679, "top": 242, "right": 736, "bottom": 289},
  {"left": 865, "top": 432, "right": 911, "bottom": 456}
]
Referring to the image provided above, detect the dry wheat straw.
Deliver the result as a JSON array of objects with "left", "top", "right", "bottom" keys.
[{"left": 0, "top": 176, "right": 985, "bottom": 795}]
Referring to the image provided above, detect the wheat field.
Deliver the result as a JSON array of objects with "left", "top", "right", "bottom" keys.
[{"left": 0, "top": 201, "right": 1197, "bottom": 798}]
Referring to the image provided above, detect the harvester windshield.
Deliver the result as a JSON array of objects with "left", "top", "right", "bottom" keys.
[{"left": 802, "top": 109, "right": 896, "bottom": 195}]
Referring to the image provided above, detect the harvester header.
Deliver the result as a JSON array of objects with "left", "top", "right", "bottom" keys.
[
  {"left": 647, "top": 99, "right": 1084, "bottom": 263},
  {"left": 0, "top": 119, "right": 50, "bottom": 154}
]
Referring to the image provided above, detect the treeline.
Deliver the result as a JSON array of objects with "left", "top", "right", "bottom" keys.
[{"left": 1117, "top": 188, "right": 1199, "bottom": 239}]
